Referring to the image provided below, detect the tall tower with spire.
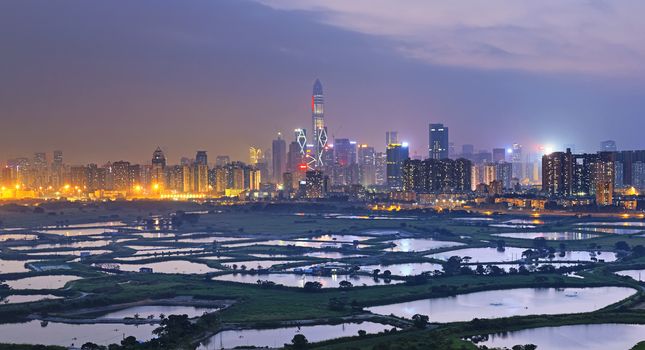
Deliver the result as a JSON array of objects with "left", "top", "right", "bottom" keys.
[{"left": 311, "top": 79, "right": 328, "bottom": 168}]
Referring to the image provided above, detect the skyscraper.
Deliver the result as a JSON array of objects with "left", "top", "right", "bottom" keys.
[
  {"left": 249, "top": 147, "right": 263, "bottom": 164},
  {"left": 194, "top": 151, "right": 209, "bottom": 193},
  {"left": 333, "top": 138, "right": 356, "bottom": 166},
  {"left": 272, "top": 133, "right": 287, "bottom": 184},
  {"left": 492, "top": 148, "right": 506, "bottom": 163},
  {"left": 151, "top": 147, "right": 166, "bottom": 190},
  {"left": 595, "top": 152, "right": 615, "bottom": 206},
  {"left": 311, "top": 79, "right": 328, "bottom": 169},
  {"left": 429, "top": 123, "right": 449, "bottom": 160},
  {"left": 386, "top": 143, "right": 409, "bottom": 190},
  {"left": 600, "top": 140, "right": 617, "bottom": 152},
  {"left": 542, "top": 148, "right": 574, "bottom": 196},
  {"left": 358, "top": 144, "right": 376, "bottom": 186},
  {"left": 510, "top": 143, "right": 524, "bottom": 180},
  {"left": 53, "top": 150, "right": 63, "bottom": 165},
  {"left": 385, "top": 131, "right": 398, "bottom": 147},
  {"left": 195, "top": 151, "right": 208, "bottom": 166}
]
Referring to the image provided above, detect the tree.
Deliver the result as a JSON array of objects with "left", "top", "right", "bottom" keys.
[
  {"left": 475, "top": 264, "right": 486, "bottom": 275},
  {"left": 382, "top": 270, "right": 392, "bottom": 278},
  {"left": 120, "top": 336, "right": 138, "bottom": 348},
  {"left": 291, "top": 334, "right": 309, "bottom": 349},
  {"left": 411, "top": 314, "right": 429, "bottom": 329},
  {"left": 521, "top": 249, "right": 535, "bottom": 259},
  {"left": 615, "top": 241, "right": 631, "bottom": 251},
  {"left": 303, "top": 281, "right": 322, "bottom": 292},
  {"left": 444, "top": 256, "right": 462, "bottom": 275},
  {"left": 358, "top": 329, "right": 367, "bottom": 337},
  {"left": 152, "top": 314, "right": 197, "bottom": 348},
  {"left": 338, "top": 280, "right": 353, "bottom": 289},
  {"left": 81, "top": 343, "right": 106, "bottom": 350},
  {"left": 372, "top": 268, "right": 381, "bottom": 277}
]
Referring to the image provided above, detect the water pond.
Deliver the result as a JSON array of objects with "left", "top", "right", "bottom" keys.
[
  {"left": 492, "top": 232, "right": 599, "bottom": 240},
  {"left": 386, "top": 238, "right": 464, "bottom": 252},
  {"left": 118, "top": 260, "right": 219, "bottom": 274},
  {"left": 4, "top": 275, "right": 82, "bottom": 290},
  {"left": 360, "top": 262, "right": 443, "bottom": 276},
  {"left": 198, "top": 321, "right": 395, "bottom": 349},
  {"left": 213, "top": 272, "right": 403, "bottom": 288},
  {"left": 615, "top": 269, "right": 645, "bottom": 282},
  {"left": 475, "top": 323, "right": 645, "bottom": 350},
  {"left": 366, "top": 287, "right": 635, "bottom": 322},
  {"left": 99, "top": 305, "right": 219, "bottom": 319},
  {"left": 0, "top": 320, "right": 155, "bottom": 347},
  {"left": 0, "top": 294, "right": 62, "bottom": 304}
]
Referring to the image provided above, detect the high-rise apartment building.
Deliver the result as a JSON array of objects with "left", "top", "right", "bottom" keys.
[{"left": 542, "top": 148, "right": 574, "bottom": 196}]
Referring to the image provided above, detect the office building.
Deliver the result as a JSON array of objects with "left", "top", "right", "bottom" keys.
[
  {"left": 600, "top": 140, "right": 617, "bottom": 152},
  {"left": 311, "top": 79, "right": 328, "bottom": 168},
  {"left": 429, "top": 123, "right": 449, "bottom": 159},
  {"left": 386, "top": 131, "right": 398, "bottom": 146},
  {"left": 272, "top": 133, "right": 287, "bottom": 184},
  {"left": 386, "top": 143, "right": 409, "bottom": 190}
]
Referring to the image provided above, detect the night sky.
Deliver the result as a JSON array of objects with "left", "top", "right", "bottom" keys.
[{"left": 1, "top": 0, "right": 644, "bottom": 164}]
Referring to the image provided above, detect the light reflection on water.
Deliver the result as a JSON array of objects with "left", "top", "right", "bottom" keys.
[{"left": 366, "top": 287, "right": 635, "bottom": 322}]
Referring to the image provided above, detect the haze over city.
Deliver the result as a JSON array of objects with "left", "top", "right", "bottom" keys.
[
  {"left": 2, "top": 0, "right": 645, "bottom": 164},
  {"left": 3, "top": 2, "right": 645, "bottom": 350}
]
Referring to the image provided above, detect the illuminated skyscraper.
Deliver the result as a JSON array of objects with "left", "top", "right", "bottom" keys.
[
  {"left": 195, "top": 151, "right": 208, "bottom": 166},
  {"left": 510, "top": 143, "right": 524, "bottom": 180},
  {"left": 386, "top": 143, "right": 409, "bottom": 190},
  {"left": 151, "top": 147, "right": 166, "bottom": 190},
  {"left": 249, "top": 147, "right": 263, "bottom": 164},
  {"left": 429, "top": 123, "right": 449, "bottom": 160},
  {"left": 595, "top": 152, "right": 615, "bottom": 206},
  {"left": 358, "top": 144, "right": 376, "bottom": 186},
  {"left": 311, "top": 79, "right": 328, "bottom": 169},
  {"left": 194, "top": 151, "right": 209, "bottom": 193},
  {"left": 333, "top": 139, "right": 356, "bottom": 166},
  {"left": 542, "top": 148, "right": 573, "bottom": 196}
]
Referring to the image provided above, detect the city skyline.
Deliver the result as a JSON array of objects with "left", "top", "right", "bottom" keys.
[{"left": 2, "top": 0, "right": 645, "bottom": 164}]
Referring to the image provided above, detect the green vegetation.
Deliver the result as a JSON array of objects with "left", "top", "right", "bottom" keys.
[{"left": 3, "top": 201, "right": 645, "bottom": 349}]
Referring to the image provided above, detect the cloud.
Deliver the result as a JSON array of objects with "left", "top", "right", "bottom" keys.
[{"left": 255, "top": 0, "right": 645, "bottom": 75}]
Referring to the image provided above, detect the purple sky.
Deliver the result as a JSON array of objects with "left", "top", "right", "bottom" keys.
[{"left": 1, "top": 0, "right": 644, "bottom": 164}]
